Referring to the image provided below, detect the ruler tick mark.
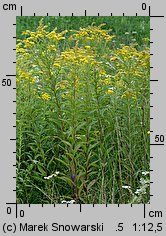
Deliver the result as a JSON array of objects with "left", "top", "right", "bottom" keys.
[
  {"left": 144, "top": 204, "right": 146, "bottom": 218},
  {"left": 21, "top": 6, "right": 23, "bottom": 16},
  {"left": 150, "top": 143, "right": 164, "bottom": 145},
  {"left": 149, "top": 6, "right": 151, "bottom": 17}
]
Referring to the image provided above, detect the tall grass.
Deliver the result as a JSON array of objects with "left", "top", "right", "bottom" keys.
[{"left": 16, "top": 17, "right": 150, "bottom": 204}]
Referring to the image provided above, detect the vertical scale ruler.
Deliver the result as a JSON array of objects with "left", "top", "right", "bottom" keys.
[{"left": 0, "top": 0, "right": 165, "bottom": 235}]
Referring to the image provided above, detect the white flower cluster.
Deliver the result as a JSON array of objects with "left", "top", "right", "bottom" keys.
[
  {"left": 61, "top": 200, "right": 75, "bottom": 204},
  {"left": 142, "top": 171, "right": 149, "bottom": 176},
  {"left": 122, "top": 185, "right": 131, "bottom": 190},
  {"left": 44, "top": 171, "right": 59, "bottom": 180}
]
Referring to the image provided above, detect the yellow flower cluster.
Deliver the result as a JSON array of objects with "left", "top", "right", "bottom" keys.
[
  {"left": 23, "top": 38, "right": 35, "bottom": 48},
  {"left": 100, "top": 78, "right": 112, "bottom": 85},
  {"left": 16, "top": 19, "right": 149, "bottom": 106},
  {"left": 20, "top": 20, "right": 66, "bottom": 54},
  {"left": 16, "top": 43, "right": 27, "bottom": 54},
  {"left": 60, "top": 47, "right": 98, "bottom": 65},
  {"left": 47, "top": 44, "right": 57, "bottom": 52},
  {"left": 41, "top": 92, "right": 51, "bottom": 101},
  {"left": 107, "top": 89, "right": 114, "bottom": 95},
  {"left": 121, "top": 90, "right": 136, "bottom": 99},
  {"left": 110, "top": 57, "right": 118, "bottom": 61},
  {"left": 18, "top": 70, "right": 32, "bottom": 80},
  {"left": 116, "top": 45, "right": 149, "bottom": 66},
  {"left": 71, "top": 24, "right": 114, "bottom": 42},
  {"left": 47, "top": 31, "right": 66, "bottom": 41},
  {"left": 56, "top": 80, "right": 68, "bottom": 90}
]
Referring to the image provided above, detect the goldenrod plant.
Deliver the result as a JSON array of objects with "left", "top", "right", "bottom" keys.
[{"left": 16, "top": 17, "right": 150, "bottom": 204}]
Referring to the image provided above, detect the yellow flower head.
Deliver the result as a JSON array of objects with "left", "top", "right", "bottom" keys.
[
  {"left": 121, "top": 90, "right": 136, "bottom": 99},
  {"left": 107, "top": 89, "right": 114, "bottom": 95},
  {"left": 42, "top": 92, "right": 51, "bottom": 101},
  {"left": 53, "top": 63, "right": 61, "bottom": 68},
  {"left": 110, "top": 57, "right": 117, "bottom": 61}
]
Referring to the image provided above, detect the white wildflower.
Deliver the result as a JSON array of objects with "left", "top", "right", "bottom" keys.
[
  {"left": 69, "top": 200, "right": 75, "bottom": 204},
  {"left": 61, "top": 199, "right": 75, "bottom": 204},
  {"left": 142, "top": 171, "right": 149, "bottom": 176},
  {"left": 122, "top": 185, "right": 131, "bottom": 189},
  {"left": 32, "top": 160, "right": 38, "bottom": 164},
  {"left": 61, "top": 200, "right": 67, "bottom": 204},
  {"left": 44, "top": 172, "right": 59, "bottom": 180},
  {"left": 135, "top": 189, "right": 141, "bottom": 194}
]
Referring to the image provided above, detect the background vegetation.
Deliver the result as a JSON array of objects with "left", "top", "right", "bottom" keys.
[
  {"left": 17, "top": 16, "right": 149, "bottom": 48},
  {"left": 16, "top": 16, "right": 150, "bottom": 204}
]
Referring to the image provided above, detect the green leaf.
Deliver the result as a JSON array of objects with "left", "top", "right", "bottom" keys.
[
  {"left": 75, "top": 122, "right": 86, "bottom": 132},
  {"left": 73, "top": 143, "right": 83, "bottom": 155},
  {"left": 54, "top": 157, "right": 69, "bottom": 168},
  {"left": 87, "top": 179, "right": 97, "bottom": 190},
  {"left": 47, "top": 156, "right": 55, "bottom": 170},
  {"left": 37, "top": 164, "right": 46, "bottom": 176},
  {"left": 88, "top": 142, "right": 99, "bottom": 152},
  {"left": 57, "top": 176, "right": 73, "bottom": 186}
]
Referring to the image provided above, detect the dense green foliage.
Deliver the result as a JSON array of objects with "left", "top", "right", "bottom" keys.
[{"left": 16, "top": 17, "right": 150, "bottom": 204}]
